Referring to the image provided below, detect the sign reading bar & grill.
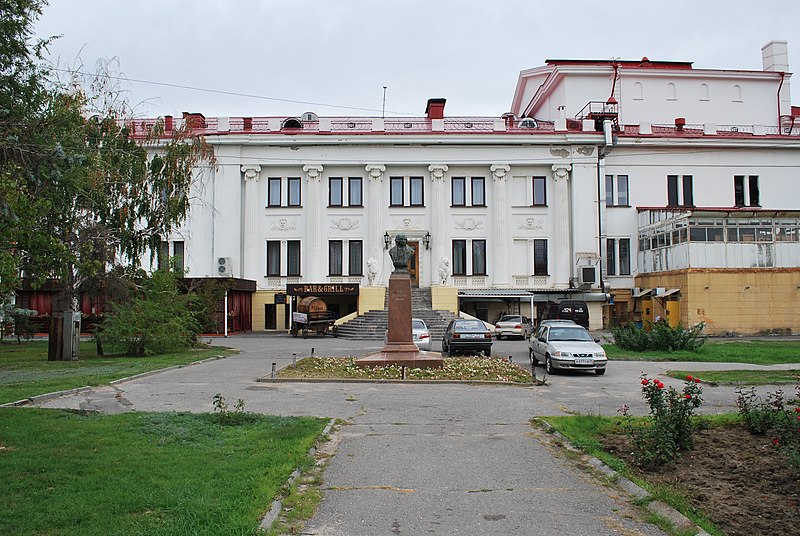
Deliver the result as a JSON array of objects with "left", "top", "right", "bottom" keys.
[{"left": 286, "top": 283, "right": 359, "bottom": 296}]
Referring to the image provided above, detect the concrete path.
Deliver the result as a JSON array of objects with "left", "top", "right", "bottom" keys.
[{"left": 34, "top": 333, "right": 799, "bottom": 535}]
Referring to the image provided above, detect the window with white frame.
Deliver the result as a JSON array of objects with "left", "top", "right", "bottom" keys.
[
  {"left": 734, "top": 175, "right": 760, "bottom": 207},
  {"left": 267, "top": 177, "right": 301, "bottom": 207},
  {"left": 266, "top": 241, "right": 281, "bottom": 276},
  {"left": 451, "top": 176, "right": 486, "bottom": 207},
  {"left": 390, "top": 176, "right": 424, "bottom": 207},
  {"left": 328, "top": 240, "right": 343, "bottom": 276},
  {"left": 348, "top": 177, "right": 363, "bottom": 207},
  {"left": 451, "top": 239, "right": 488, "bottom": 276},
  {"left": 452, "top": 240, "right": 467, "bottom": 276},
  {"left": 287, "top": 240, "right": 301, "bottom": 276},
  {"left": 472, "top": 240, "right": 486, "bottom": 275},
  {"left": 348, "top": 240, "right": 363, "bottom": 276},
  {"left": 605, "top": 174, "right": 629, "bottom": 206},
  {"left": 328, "top": 176, "right": 363, "bottom": 207},
  {"left": 606, "top": 238, "right": 631, "bottom": 276},
  {"left": 532, "top": 176, "right": 547, "bottom": 206},
  {"left": 329, "top": 177, "right": 343, "bottom": 207},
  {"left": 667, "top": 175, "right": 694, "bottom": 207},
  {"left": 533, "top": 239, "right": 548, "bottom": 276}
]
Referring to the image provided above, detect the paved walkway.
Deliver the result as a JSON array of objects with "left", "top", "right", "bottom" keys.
[{"left": 35, "top": 334, "right": 799, "bottom": 535}]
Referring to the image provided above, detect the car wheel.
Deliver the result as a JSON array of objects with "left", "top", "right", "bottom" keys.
[
  {"left": 545, "top": 355, "right": 554, "bottom": 375},
  {"left": 484, "top": 348, "right": 491, "bottom": 357},
  {"left": 528, "top": 347, "right": 536, "bottom": 366},
  {"left": 595, "top": 368, "right": 606, "bottom": 375},
  {"left": 496, "top": 333, "right": 502, "bottom": 341}
]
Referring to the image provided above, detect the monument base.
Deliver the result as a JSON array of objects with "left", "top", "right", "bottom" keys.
[{"left": 355, "top": 344, "right": 443, "bottom": 369}]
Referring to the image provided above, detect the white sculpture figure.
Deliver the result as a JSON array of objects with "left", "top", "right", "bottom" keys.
[
  {"left": 438, "top": 257, "right": 451, "bottom": 285},
  {"left": 366, "top": 257, "right": 379, "bottom": 286}
]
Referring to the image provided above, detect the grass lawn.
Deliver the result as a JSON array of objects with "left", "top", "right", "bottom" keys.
[
  {"left": 0, "top": 408, "right": 326, "bottom": 536},
  {"left": 277, "top": 356, "right": 532, "bottom": 383},
  {"left": 665, "top": 369, "right": 800, "bottom": 385},
  {"left": 604, "top": 340, "right": 800, "bottom": 365},
  {"left": 0, "top": 340, "right": 236, "bottom": 405}
]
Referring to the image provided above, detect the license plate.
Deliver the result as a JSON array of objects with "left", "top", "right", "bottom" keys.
[
  {"left": 462, "top": 333, "right": 483, "bottom": 339},
  {"left": 574, "top": 358, "right": 594, "bottom": 365}
]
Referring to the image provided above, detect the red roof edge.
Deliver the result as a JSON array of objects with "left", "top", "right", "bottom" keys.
[{"left": 545, "top": 59, "right": 693, "bottom": 70}]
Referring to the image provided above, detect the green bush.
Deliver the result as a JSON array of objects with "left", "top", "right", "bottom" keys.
[
  {"left": 620, "top": 374, "right": 704, "bottom": 469},
  {"left": 736, "top": 384, "right": 800, "bottom": 473},
  {"left": 96, "top": 270, "right": 200, "bottom": 356},
  {"left": 611, "top": 321, "right": 706, "bottom": 352}
]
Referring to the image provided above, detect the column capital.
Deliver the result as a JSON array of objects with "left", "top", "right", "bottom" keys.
[
  {"left": 365, "top": 164, "right": 386, "bottom": 181},
  {"left": 551, "top": 163, "right": 572, "bottom": 180},
  {"left": 303, "top": 164, "right": 324, "bottom": 181},
  {"left": 491, "top": 164, "right": 510, "bottom": 181},
  {"left": 428, "top": 164, "right": 449, "bottom": 181},
  {"left": 241, "top": 164, "right": 262, "bottom": 181}
]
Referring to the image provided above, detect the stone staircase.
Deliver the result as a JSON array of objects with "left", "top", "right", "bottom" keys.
[{"left": 337, "top": 287, "right": 456, "bottom": 341}]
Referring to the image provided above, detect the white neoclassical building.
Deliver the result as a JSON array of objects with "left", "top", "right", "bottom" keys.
[{"left": 143, "top": 40, "right": 800, "bottom": 335}]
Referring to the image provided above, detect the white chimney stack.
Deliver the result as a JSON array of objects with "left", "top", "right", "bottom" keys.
[{"left": 762, "top": 40, "right": 791, "bottom": 117}]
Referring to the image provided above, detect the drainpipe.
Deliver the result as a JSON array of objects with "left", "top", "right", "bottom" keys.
[
  {"left": 224, "top": 291, "right": 229, "bottom": 337},
  {"left": 777, "top": 72, "right": 785, "bottom": 134}
]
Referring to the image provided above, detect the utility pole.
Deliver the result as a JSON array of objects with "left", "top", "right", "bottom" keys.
[{"left": 382, "top": 86, "right": 387, "bottom": 119}]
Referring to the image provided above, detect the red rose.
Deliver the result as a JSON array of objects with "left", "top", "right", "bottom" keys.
[
  {"left": 641, "top": 379, "right": 649, "bottom": 385},
  {"left": 795, "top": 407, "right": 800, "bottom": 412},
  {"left": 772, "top": 438, "right": 780, "bottom": 446},
  {"left": 686, "top": 375, "right": 693, "bottom": 381},
  {"left": 695, "top": 378, "right": 701, "bottom": 384},
  {"left": 685, "top": 394, "right": 692, "bottom": 399}
]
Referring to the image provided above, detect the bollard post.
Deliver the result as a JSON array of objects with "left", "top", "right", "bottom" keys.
[
  {"left": 508, "top": 355, "right": 512, "bottom": 364},
  {"left": 271, "top": 362, "right": 277, "bottom": 379},
  {"left": 402, "top": 366, "right": 406, "bottom": 380},
  {"left": 311, "top": 347, "right": 315, "bottom": 357},
  {"left": 292, "top": 353, "right": 297, "bottom": 368}
]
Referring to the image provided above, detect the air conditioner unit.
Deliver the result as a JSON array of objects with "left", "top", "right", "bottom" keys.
[
  {"left": 579, "top": 266, "right": 597, "bottom": 287},
  {"left": 217, "top": 257, "right": 233, "bottom": 277},
  {"left": 518, "top": 118, "right": 538, "bottom": 129}
]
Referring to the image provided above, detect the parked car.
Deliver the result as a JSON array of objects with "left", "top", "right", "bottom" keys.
[
  {"left": 529, "top": 323, "right": 607, "bottom": 375},
  {"left": 442, "top": 319, "right": 493, "bottom": 356},
  {"left": 494, "top": 315, "right": 533, "bottom": 340},
  {"left": 411, "top": 318, "right": 432, "bottom": 351},
  {"left": 383, "top": 318, "right": 432, "bottom": 351},
  {"left": 540, "top": 300, "right": 589, "bottom": 329}
]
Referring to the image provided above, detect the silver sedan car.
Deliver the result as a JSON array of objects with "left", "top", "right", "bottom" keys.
[
  {"left": 386, "top": 318, "right": 432, "bottom": 351},
  {"left": 529, "top": 324, "right": 607, "bottom": 375}
]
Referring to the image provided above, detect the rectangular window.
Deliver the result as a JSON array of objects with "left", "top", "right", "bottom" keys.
[
  {"left": 667, "top": 175, "right": 679, "bottom": 206},
  {"left": 158, "top": 241, "right": 169, "bottom": 271},
  {"left": 410, "top": 176, "right": 424, "bottom": 206},
  {"left": 617, "top": 175, "right": 629, "bottom": 206},
  {"left": 287, "top": 240, "right": 301, "bottom": 276},
  {"left": 287, "top": 177, "right": 301, "bottom": 207},
  {"left": 266, "top": 241, "right": 281, "bottom": 276},
  {"left": 390, "top": 177, "right": 403, "bottom": 206},
  {"left": 533, "top": 239, "right": 548, "bottom": 275},
  {"left": 348, "top": 177, "right": 363, "bottom": 207},
  {"left": 606, "top": 238, "right": 616, "bottom": 276},
  {"left": 619, "top": 238, "right": 631, "bottom": 275},
  {"left": 328, "top": 240, "right": 343, "bottom": 276},
  {"left": 605, "top": 175, "right": 614, "bottom": 206},
  {"left": 268, "top": 178, "right": 281, "bottom": 207},
  {"left": 682, "top": 175, "right": 694, "bottom": 207},
  {"left": 267, "top": 177, "right": 281, "bottom": 207},
  {"left": 452, "top": 177, "right": 466, "bottom": 206},
  {"left": 734, "top": 175, "right": 745, "bottom": 207},
  {"left": 472, "top": 177, "right": 485, "bottom": 206},
  {"left": 532, "top": 176, "right": 546, "bottom": 206},
  {"left": 472, "top": 240, "right": 486, "bottom": 275},
  {"left": 348, "top": 240, "right": 363, "bottom": 276},
  {"left": 452, "top": 240, "right": 467, "bottom": 276},
  {"left": 329, "top": 177, "right": 343, "bottom": 207},
  {"left": 172, "top": 241, "right": 185, "bottom": 273},
  {"left": 748, "top": 175, "right": 760, "bottom": 207}
]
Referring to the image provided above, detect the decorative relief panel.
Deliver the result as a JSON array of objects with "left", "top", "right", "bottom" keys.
[
  {"left": 392, "top": 217, "right": 422, "bottom": 231},
  {"left": 518, "top": 217, "right": 545, "bottom": 231},
  {"left": 270, "top": 218, "right": 297, "bottom": 231},
  {"left": 454, "top": 217, "right": 484, "bottom": 231},
  {"left": 330, "top": 217, "right": 360, "bottom": 231}
]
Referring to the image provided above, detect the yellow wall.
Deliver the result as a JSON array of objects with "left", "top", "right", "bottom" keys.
[
  {"left": 252, "top": 290, "right": 287, "bottom": 331},
  {"left": 432, "top": 286, "right": 459, "bottom": 314},
  {"left": 358, "top": 286, "right": 386, "bottom": 314},
  {"left": 637, "top": 269, "right": 800, "bottom": 335}
]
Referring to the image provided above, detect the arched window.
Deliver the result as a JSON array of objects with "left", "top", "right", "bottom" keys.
[
  {"left": 732, "top": 85, "right": 743, "bottom": 102},
  {"left": 700, "top": 83, "right": 710, "bottom": 101},
  {"left": 281, "top": 118, "right": 303, "bottom": 129},
  {"left": 667, "top": 83, "right": 677, "bottom": 100},
  {"left": 633, "top": 82, "right": 644, "bottom": 100}
]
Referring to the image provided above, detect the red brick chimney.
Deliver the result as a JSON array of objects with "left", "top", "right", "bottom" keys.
[{"left": 425, "top": 98, "right": 446, "bottom": 120}]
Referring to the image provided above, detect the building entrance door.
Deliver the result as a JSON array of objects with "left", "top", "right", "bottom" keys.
[{"left": 408, "top": 241, "right": 420, "bottom": 287}]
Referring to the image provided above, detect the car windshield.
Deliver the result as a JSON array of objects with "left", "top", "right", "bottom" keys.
[
  {"left": 455, "top": 320, "right": 486, "bottom": 332},
  {"left": 499, "top": 316, "right": 522, "bottom": 323},
  {"left": 548, "top": 327, "right": 593, "bottom": 342},
  {"left": 412, "top": 320, "right": 427, "bottom": 330}
]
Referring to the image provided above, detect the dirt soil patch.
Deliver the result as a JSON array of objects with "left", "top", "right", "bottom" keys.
[{"left": 602, "top": 423, "right": 800, "bottom": 536}]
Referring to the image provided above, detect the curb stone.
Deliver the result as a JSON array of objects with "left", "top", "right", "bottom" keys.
[
  {"left": 534, "top": 418, "right": 711, "bottom": 536},
  {"left": 0, "top": 354, "right": 229, "bottom": 408},
  {"left": 259, "top": 418, "right": 337, "bottom": 531}
]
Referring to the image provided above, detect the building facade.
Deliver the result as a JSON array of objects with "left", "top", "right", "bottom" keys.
[{"left": 142, "top": 41, "right": 800, "bottom": 335}]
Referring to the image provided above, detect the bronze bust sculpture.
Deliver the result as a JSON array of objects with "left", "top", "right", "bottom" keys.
[{"left": 388, "top": 234, "right": 414, "bottom": 273}]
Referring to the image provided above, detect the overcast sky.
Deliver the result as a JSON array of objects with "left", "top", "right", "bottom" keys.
[{"left": 34, "top": 0, "right": 800, "bottom": 119}]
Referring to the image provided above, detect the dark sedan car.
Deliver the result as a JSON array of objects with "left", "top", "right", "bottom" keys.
[{"left": 441, "top": 319, "right": 493, "bottom": 356}]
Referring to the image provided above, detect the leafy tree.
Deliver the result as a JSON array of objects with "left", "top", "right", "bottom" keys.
[
  {"left": 97, "top": 269, "right": 200, "bottom": 356},
  {"left": 0, "top": 1, "right": 215, "bottom": 359}
]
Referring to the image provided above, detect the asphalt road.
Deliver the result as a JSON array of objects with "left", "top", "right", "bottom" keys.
[{"left": 35, "top": 333, "right": 798, "bottom": 535}]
